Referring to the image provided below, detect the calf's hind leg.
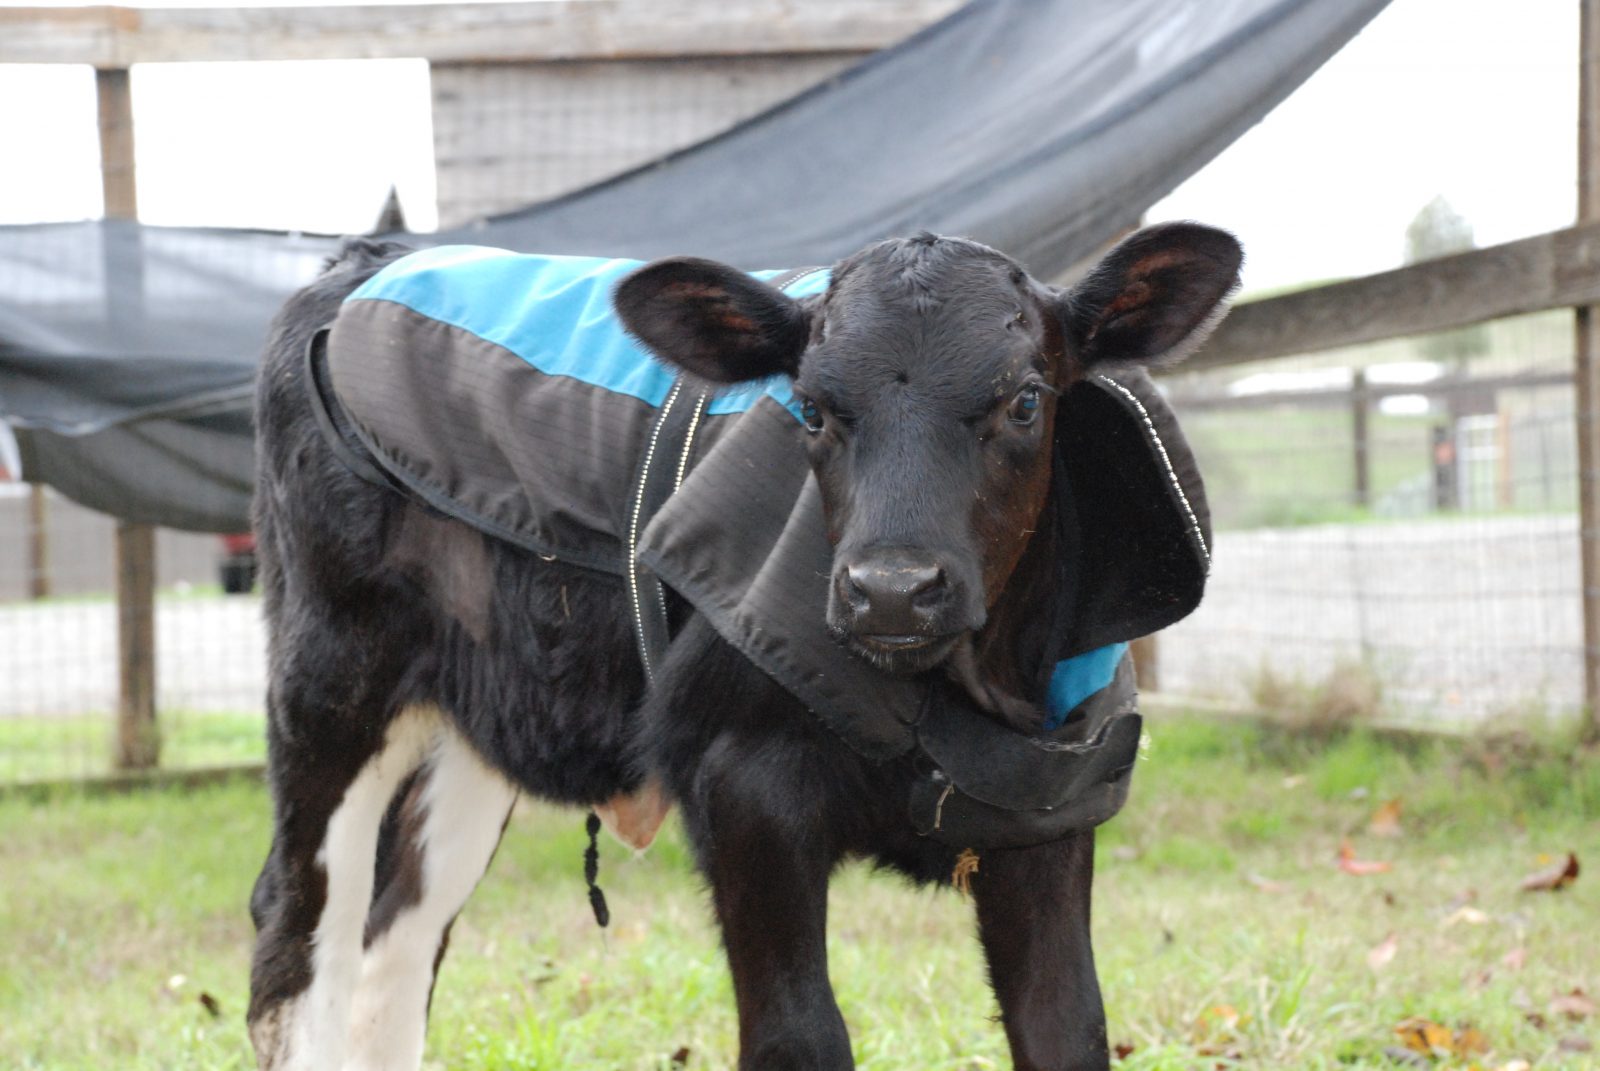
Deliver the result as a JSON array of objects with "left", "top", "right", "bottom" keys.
[
  {"left": 248, "top": 705, "right": 436, "bottom": 1071},
  {"left": 344, "top": 726, "right": 518, "bottom": 1071}
]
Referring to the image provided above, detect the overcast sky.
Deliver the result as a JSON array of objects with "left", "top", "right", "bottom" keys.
[{"left": 0, "top": 0, "right": 1580, "bottom": 294}]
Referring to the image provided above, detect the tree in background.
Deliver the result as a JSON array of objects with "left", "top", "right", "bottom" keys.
[{"left": 1404, "top": 196, "right": 1489, "bottom": 370}]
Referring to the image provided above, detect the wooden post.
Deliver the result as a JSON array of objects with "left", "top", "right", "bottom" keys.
[
  {"left": 1578, "top": 0, "right": 1600, "bottom": 736},
  {"left": 1130, "top": 635, "right": 1160, "bottom": 693},
  {"left": 1351, "top": 368, "right": 1371, "bottom": 509},
  {"left": 96, "top": 68, "right": 138, "bottom": 220},
  {"left": 115, "top": 520, "right": 159, "bottom": 767},
  {"left": 27, "top": 484, "right": 49, "bottom": 599},
  {"left": 97, "top": 66, "right": 160, "bottom": 768}
]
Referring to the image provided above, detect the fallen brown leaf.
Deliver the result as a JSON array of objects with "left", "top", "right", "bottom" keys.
[
  {"left": 1393, "top": 1017, "right": 1489, "bottom": 1059},
  {"left": 1112, "top": 1041, "right": 1136, "bottom": 1061},
  {"left": 1395, "top": 1018, "right": 1451, "bottom": 1056},
  {"left": 1558, "top": 1034, "right": 1594, "bottom": 1053},
  {"left": 1549, "top": 987, "right": 1597, "bottom": 1021},
  {"left": 1190, "top": 1003, "right": 1245, "bottom": 1049},
  {"left": 1453, "top": 1025, "right": 1489, "bottom": 1055},
  {"left": 1500, "top": 947, "right": 1527, "bottom": 971},
  {"left": 1367, "top": 932, "right": 1399, "bottom": 971},
  {"left": 197, "top": 991, "right": 221, "bottom": 1019},
  {"left": 1339, "top": 838, "right": 1393, "bottom": 875},
  {"left": 670, "top": 1046, "right": 691, "bottom": 1066},
  {"left": 1519, "top": 852, "right": 1579, "bottom": 892},
  {"left": 1368, "top": 797, "right": 1404, "bottom": 837}
]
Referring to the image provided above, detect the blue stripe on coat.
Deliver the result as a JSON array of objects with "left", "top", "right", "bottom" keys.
[
  {"left": 1044, "top": 642, "right": 1129, "bottom": 731},
  {"left": 344, "top": 245, "right": 828, "bottom": 418}
]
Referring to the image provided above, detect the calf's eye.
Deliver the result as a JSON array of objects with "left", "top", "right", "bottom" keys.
[
  {"left": 800, "top": 397, "right": 826, "bottom": 434},
  {"left": 1008, "top": 385, "right": 1042, "bottom": 426}
]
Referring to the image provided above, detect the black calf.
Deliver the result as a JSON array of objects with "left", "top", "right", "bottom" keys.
[{"left": 247, "top": 225, "right": 1240, "bottom": 1070}]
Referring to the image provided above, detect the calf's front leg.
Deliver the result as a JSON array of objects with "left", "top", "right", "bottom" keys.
[
  {"left": 689, "top": 740, "right": 854, "bottom": 1070},
  {"left": 971, "top": 831, "right": 1109, "bottom": 1071}
]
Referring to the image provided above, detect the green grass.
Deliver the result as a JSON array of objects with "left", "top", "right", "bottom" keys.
[
  {"left": 0, "top": 712, "right": 265, "bottom": 784},
  {"left": 3, "top": 583, "right": 241, "bottom": 608},
  {"left": 1, "top": 715, "right": 1595, "bottom": 1069},
  {"left": 1184, "top": 407, "right": 1443, "bottom": 530}
]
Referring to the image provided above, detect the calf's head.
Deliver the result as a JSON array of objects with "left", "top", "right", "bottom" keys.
[{"left": 617, "top": 223, "right": 1240, "bottom": 677}]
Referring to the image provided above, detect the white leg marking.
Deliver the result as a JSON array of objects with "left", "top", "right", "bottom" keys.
[
  {"left": 272, "top": 707, "right": 437, "bottom": 1071},
  {"left": 344, "top": 726, "right": 517, "bottom": 1071}
]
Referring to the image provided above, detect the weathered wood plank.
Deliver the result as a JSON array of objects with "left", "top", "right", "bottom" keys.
[
  {"left": 0, "top": 0, "right": 959, "bottom": 66},
  {"left": 1574, "top": 0, "right": 1600, "bottom": 730},
  {"left": 1192, "top": 221, "right": 1600, "bottom": 371},
  {"left": 114, "top": 520, "right": 159, "bottom": 770}
]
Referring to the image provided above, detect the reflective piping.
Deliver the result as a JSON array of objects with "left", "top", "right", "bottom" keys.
[
  {"left": 628, "top": 379, "right": 683, "bottom": 682},
  {"left": 674, "top": 391, "right": 710, "bottom": 492},
  {"left": 1092, "top": 374, "right": 1210, "bottom": 567}
]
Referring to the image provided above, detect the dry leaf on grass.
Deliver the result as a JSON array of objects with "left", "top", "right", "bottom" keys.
[
  {"left": 1338, "top": 838, "right": 1393, "bottom": 875},
  {"left": 1549, "top": 988, "right": 1597, "bottom": 1020},
  {"left": 1367, "top": 932, "right": 1399, "bottom": 971},
  {"left": 1189, "top": 1004, "right": 1248, "bottom": 1062},
  {"left": 1392, "top": 1017, "right": 1488, "bottom": 1059},
  {"left": 1394, "top": 1017, "right": 1453, "bottom": 1056},
  {"left": 1453, "top": 1025, "right": 1489, "bottom": 1056},
  {"left": 1519, "top": 852, "right": 1579, "bottom": 892},
  {"left": 1500, "top": 947, "right": 1527, "bottom": 971},
  {"left": 1112, "top": 1041, "right": 1136, "bottom": 1061},
  {"left": 1558, "top": 1034, "right": 1595, "bottom": 1053},
  {"left": 1368, "top": 797, "right": 1404, "bottom": 837}
]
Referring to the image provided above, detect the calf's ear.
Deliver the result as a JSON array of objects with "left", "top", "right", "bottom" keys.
[
  {"left": 615, "top": 257, "right": 811, "bottom": 383},
  {"left": 1060, "top": 222, "right": 1242, "bottom": 371}
]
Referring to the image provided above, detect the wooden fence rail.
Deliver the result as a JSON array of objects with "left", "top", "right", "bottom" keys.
[
  {"left": 1195, "top": 221, "right": 1600, "bottom": 372},
  {"left": 0, "top": 0, "right": 958, "bottom": 66}
]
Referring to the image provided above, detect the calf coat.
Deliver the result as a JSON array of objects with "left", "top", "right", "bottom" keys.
[{"left": 247, "top": 225, "right": 1240, "bottom": 1071}]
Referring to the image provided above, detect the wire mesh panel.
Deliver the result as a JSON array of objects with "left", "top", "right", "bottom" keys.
[
  {"left": 1160, "top": 310, "right": 1581, "bottom": 727},
  {"left": 430, "top": 54, "right": 862, "bottom": 227},
  {"left": 0, "top": 487, "right": 266, "bottom": 783}
]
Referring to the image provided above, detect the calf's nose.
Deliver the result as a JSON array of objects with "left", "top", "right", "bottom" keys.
[{"left": 840, "top": 554, "right": 950, "bottom": 634}]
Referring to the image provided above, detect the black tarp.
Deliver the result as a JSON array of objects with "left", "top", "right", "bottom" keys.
[{"left": 0, "top": 0, "right": 1389, "bottom": 531}]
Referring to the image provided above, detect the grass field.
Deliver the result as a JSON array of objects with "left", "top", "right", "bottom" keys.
[
  {"left": 0, "top": 712, "right": 265, "bottom": 784},
  {"left": 1, "top": 715, "right": 1595, "bottom": 1070}
]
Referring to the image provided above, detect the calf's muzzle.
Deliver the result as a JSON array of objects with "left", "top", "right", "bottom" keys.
[{"left": 835, "top": 549, "right": 970, "bottom": 652}]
